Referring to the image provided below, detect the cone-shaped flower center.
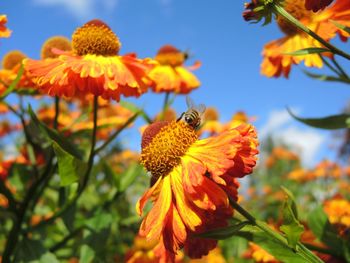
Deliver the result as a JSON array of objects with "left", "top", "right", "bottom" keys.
[
  {"left": 72, "top": 19, "right": 121, "bottom": 56},
  {"left": 204, "top": 107, "right": 219, "bottom": 121},
  {"left": 155, "top": 45, "right": 185, "bottom": 67},
  {"left": 41, "top": 36, "right": 71, "bottom": 59},
  {"left": 277, "top": 0, "right": 313, "bottom": 36},
  {"left": 2, "top": 50, "right": 26, "bottom": 70},
  {"left": 141, "top": 121, "right": 198, "bottom": 179}
]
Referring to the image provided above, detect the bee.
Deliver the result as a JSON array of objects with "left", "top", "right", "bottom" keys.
[{"left": 177, "top": 96, "right": 206, "bottom": 130}]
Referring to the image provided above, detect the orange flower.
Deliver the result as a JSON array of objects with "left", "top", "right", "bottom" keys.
[
  {"left": 137, "top": 120, "right": 258, "bottom": 260},
  {"left": 188, "top": 247, "right": 226, "bottom": 263},
  {"left": 149, "top": 45, "right": 201, "bottom": 94},
  {"left": 324, "top": 197, "right": 350, "bottom": 228},
  {"left": 244, "top": 243, "right": 278, "bottom": 263},
  {"left": 0, "top": 15, "right": 11, "bottom": 38},
  {"left": 199, "top": 107, "right": 223, "bottom": 136},
  {"left": 0, "top": 50, "right": 35, "bottom": 91},
  {"left": 265, "top": 147, "right": 299, "bottom": 168},
  {"left": 313, "top": 160, "right": 341, "bottom": 179},
  {"left": 305, "top": 0, "right": 334, "bottom": 12},
  {"left": 24, "top": 19, "right": 155, "bottom": 101},
  {"left": 261, "top": 0, "right": 350, "bottom": 78}
]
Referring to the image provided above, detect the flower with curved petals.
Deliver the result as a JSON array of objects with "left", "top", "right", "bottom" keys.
[
  {"left": 305, "top": 0, "right": 334, "bottom": 12},
  {"left": 149, "top": 45, "right": 201, "bottom": 94},
  {"left": 260, "top": 0, "right": 350, "bottom": 78},
  {"left": 0, "top": 15, "right": 11, "bottom": 38},
  {"left": 24, "top": 19, "right": 155, "bottom": 101},
  {"left": 137, "top": 119, "right": 258, "bottom": 260}
]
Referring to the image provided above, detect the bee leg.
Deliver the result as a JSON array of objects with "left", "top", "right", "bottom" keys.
[{"left": 177, "top": 112, "right": 185, "bottom": 122}]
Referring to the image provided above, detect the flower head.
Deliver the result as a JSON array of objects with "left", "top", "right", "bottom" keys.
[
  {"left": 0, "top": 15, "right": 11, "bottom": 38},
  {"left": 137, "top": 119, "right": 258, "bottom": 259},
  {"left": 259, "top": 0, "right": 350, "bottom": 78},
  {"left": 41, "top": 36, "right": 72, "bottom": 59},
  {"left": 149, "top": 45, "right": 201, "bottom": 94},
  {"left": 24, "top": 19, "right": 155, "bottom": 101},
  {"left": 305, "top": 0, "right": 334, "bottom": 12}
]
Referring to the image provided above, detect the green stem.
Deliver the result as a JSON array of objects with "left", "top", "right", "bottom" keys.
[
  {"left": 331, "top": 57, "right": 349, "bottom": 79},
  {"left": 318, "top": 55, "right": 342, "bottom": 76},
  {"left": 79, "top": 95, "right": 98, "bottom": 193},
  {"left": 53, "top": 96, "right": 60, "bottom": 130},
  {"left": 160, "top": 92, "right": 170, "bottom": 120},
  {"left": 228, "top": 197, "right": 323, "bottom": 263},
  {"left": 273, "top": 5, "right": 350, "bottom": 61},
  {"left": 27, "top": 95, "right": 99, "bottom": 232},
  {"left": 94, "top": 111, "right": 140, "bottom": 155},
  {"left": 303, "top": 242, "right": 341, "bottom": 258}
]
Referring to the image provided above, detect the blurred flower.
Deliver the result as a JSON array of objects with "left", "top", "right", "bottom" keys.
[
  {"left": 313, "top": 160, "right": 341, "bottom": 179},
  {"left": 125, "top": 235, "right": 184, "bottom": 263},
  {"left": 149, "top": 45, "right": 200, "bottom": 94},
  {"left": 324, "top": 197, "right": 350, "bottom": 228},
  {"left": 199, "top": 107, "right": 223, "bottom": 136},
  {"left": 108, "top": 150, "right": 140, "bottom": 174},
  {"left": 287, "top": 168, "right": 315, "bottom": 182},
  {"left": 139, "top": 107, "right": 178, "bottom": 135},
  {"left": 224, "top": 111, "right": 256, "bottom": 131},
  {"left": 40, "top": 35, "right": 71, "bottom": 59},
  {"left": 24, "top": 19, "right": 155, "bottom": 101},
  {"left": 265, "top": 146, "right": 299, "bottom": 168},
  {"left": 260, "top": 0, "right": 350, "bottom": 78},
  {"left": 0, "top": 50, "right": 35, "bottom": 91},
  {"left": 0, "top": 120, "right": 21, "bottom": 137},
  {"left": 0, "top": 15, "right": 11, "bottom": 38},
  {"left": 305, "top": 0, "right": 334, "bottom": 12},
  {"left": 137, "top": 120, "right": 258, "bottom": 259},
  {"left": 244, "top": 243, "right": 278, "bottom": 263},
  {"left": 188, "top": 247, "right": 226, "bottom": 263}
]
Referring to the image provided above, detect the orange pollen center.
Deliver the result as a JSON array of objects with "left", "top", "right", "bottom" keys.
[
  {"left": 141, "top": 121, "right": 198, "bottom": 179},
  {"left": 155, "top": 45, "right": 185, "bottom": 66},
  {"left": 2, "top": 50, "right": 26, "bottom": 70},
  {"left": 72, "top": 19, "right": 121, "bottom": 56},
  {"left": 41, "top": 36, "right": 72, "bottom": 59},
  {"left": 277, "top": 0, "right": 313, "bottom": 36}
]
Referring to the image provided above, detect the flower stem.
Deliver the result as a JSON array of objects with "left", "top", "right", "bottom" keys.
[
  {"left": 53, "top": 96, "right": 60, "bottom": 130},
  {"left": 273, "top": 4, "right": 350, "bottom": 61},
  {"left": 228, "top": 197, "right": 323, "bottom": 263},
  {"left": 94, "top": 111, "right": 140, "bottom": 155},
  {"left": 79, "top": 95, "right": 98, "bottom": 193}
]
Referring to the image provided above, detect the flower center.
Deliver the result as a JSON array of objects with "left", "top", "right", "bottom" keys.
[
  {"left": 72, "top": 19, "right": 121, "bottom": 56},
  {"left": 155, "top": 45, "right": 185, "bottom": 67},
  {"left": 276, "top": 0, "right": 313, "bottom": 36},
  {"left": 41, "top": 36, "right": 72, "bottom": 59},
  {"left": 2, "top": 50, "right": 26, "bottom": 70},
  {"left": 204, "top": 107, "right": 219, "bottom": 121},
  {"left": 141, "top": 121, "right": 198, "bottom": 180}
]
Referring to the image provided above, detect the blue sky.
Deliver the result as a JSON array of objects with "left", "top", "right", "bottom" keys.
[{"left": 1, "top": 0, "right": 349, "bottom": 165}]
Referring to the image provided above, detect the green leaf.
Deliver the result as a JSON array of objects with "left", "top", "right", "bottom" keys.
[
  {"left": 119, "top": 163, "right": 144, "bottom": 192},
  {"left": 119, "top": 100, "right": 151, "bottom": 123},
  {"left": 0, "top": 64, "right": 24, "bottom": 100},
  {"left": 285, "top": 48, "right": 330, "bottom": 56},
  {"left": 237, "top": 225, "right": 311, "bottom": 263},
  {"left": 39, "top": 252, "right": 60, "bottom": 263},
  {"left": 85, "top": 211, "right": 113, "bottom": 232},
  {"left": 302, "top": 70, "right": 350, "bottom": 84},
  {"left": 280, "top": 187, "right": 304, "bottom": 249},
  {"left": 308, "top": 206, "right": 344, "bottom": 256},
  {"left": 53, "top": 142, "right": 87, "bottom": 186},
  {"left": 79, "top": 244, "right": 95, "bottom": 263},
  {"left": 197, "top": 221, "right": 250, "bottom": 239},
  {"left": 28, "top": 105, "right": 83, "bottom": 159},
  {"left": 330, "top": 20, "right": 350, "bottom": 35},
  {"left": 61, "top": 203, "right": 76, "bottom": 232},
  {"left": 287, "top": 108, "right": 350, "bottom": 129},
  {"left": 15, "top": 238, "right": 46, "bottom": 261}
]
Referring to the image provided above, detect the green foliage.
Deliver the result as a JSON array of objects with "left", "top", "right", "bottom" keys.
[
  {"left": 287, "top": 108, "right": 350, "bottom": 129},
  {"left": 53, "top": 142, "right": 87, "bottom": 186},
  {"left": 285, "top": 48, "right": 330, "bottom": 56},
  {"left": 280, "top": 187, "right": 304, "bottom": 249}
]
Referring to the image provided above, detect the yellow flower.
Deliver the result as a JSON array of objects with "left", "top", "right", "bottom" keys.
[{"left": 0, "top": 15, "right": 11, "bottom": 38}]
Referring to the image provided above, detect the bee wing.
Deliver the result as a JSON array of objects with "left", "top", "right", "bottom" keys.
[
  {"left": 186, "top": 96, "right": 195, "bottom": 109},
  {"left": 196, "top": 104, "right": 206, "bottom": 114}
]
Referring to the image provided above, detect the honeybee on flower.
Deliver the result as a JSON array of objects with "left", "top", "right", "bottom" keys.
[{"left": 177, "top": 96, "right": 206, "bottom": 130}]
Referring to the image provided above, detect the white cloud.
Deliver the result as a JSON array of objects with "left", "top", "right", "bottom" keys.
[
  {"left": 33, "top": 0, "right": 118, "bottom": 20},
  {"left": 259, "top": 109, "right": 326, "bottom": 166}
]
